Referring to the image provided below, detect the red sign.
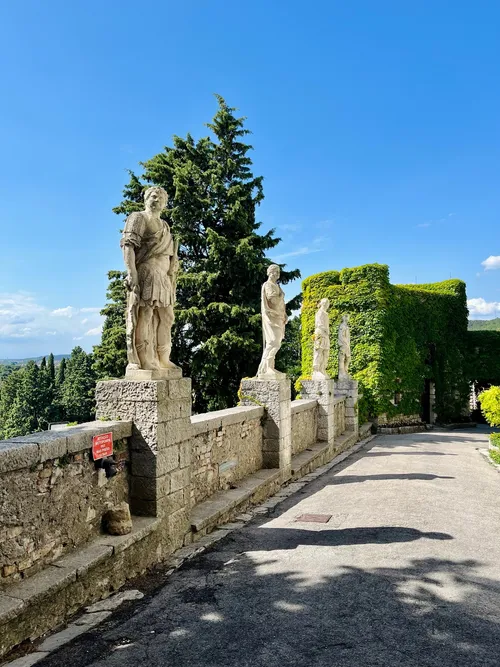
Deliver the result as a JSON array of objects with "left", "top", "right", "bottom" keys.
[{"left": 92, "top": 432, "right": 113, "bottom": 460}]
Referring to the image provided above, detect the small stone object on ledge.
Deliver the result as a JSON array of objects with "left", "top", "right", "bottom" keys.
[{"left": 103, "top": 501, "right": 133, "bottom": 535}]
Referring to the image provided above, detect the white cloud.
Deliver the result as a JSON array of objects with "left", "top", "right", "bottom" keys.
[
  {"left": 272, "top": 236, "right": 328, "bottom": 262},
  {"left": 0, "top": 292, "right": 103, "bottom": 347},
  {"left": 85, "top": 326, "right": 103, "bottom": 336},
  {"left": 51, "top": 306, "right": 78, "bottom": 318},
  {"left": 73, "top": 336, "right": 83, "bottom": 341},
  {"left": 467, "top": 297, "right": 500, "bottom": 317},
  {"left": 81, "top": 318, "right": 88, "bottom": 325},
  {"left": 481, "top": 256, "right": 500, "bottom": 271}
]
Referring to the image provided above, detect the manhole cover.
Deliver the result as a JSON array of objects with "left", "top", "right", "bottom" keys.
[{"left": 295, "top": 514, "right": 332, "bottom": 523}]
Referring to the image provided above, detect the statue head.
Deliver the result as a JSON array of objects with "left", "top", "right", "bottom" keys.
[
  {"left": 144, "top": 186, "right": 168, "bottom": 214},
  {"left": 319, "top": 298, "right": 330, "bottom": 311},
  {"left": 341, "top": 314, "right": 349, "bottom": 325},
  {"left": 267, "top": 264, "right": 280, "bottom": 282}
]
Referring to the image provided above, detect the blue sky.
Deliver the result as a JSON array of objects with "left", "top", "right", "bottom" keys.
[{"left": 0, "top": 0, "right": 499, "bottom": 358}]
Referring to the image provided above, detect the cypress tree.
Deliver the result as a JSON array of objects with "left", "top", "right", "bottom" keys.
[
  {"left": 47, "top": 353, "right": 55, "bottom": 382},
  {"left": 112, "top": 95, "right": 300, "bottom": 411},
  {"left": 60, "top": 347, "right": 96, "bottom": 423},
  {"left": 93, "top": 271, "right": 128, "bottom": 379}
]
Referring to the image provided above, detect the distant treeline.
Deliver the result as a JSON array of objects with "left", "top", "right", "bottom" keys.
[
  {"left": 468, "top": 318, "right": 500, "bottom": 331},
  {"left": 0, "top": 348, "right": 95, "bottom": 440}
]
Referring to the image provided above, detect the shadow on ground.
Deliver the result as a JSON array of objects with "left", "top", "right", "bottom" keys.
[{"left": 35, "top": 435, "right": 500, "bottom": 667}]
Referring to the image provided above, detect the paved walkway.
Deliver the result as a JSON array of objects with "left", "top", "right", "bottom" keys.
[{"left": 39, "top": 429, "right": 500, "bottom": 667}]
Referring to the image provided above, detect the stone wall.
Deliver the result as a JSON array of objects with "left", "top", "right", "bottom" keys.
[
  {"left": 334, "top": 397, "right": 346, "bottom": 437},
  {"left": 377, "top": 413, "right": 422, "bottom": 426},
  {"left": 190, "top": 406, "right": 264, "bottom": 507},
  {"left": 0, "top": 421, "right": 131, "bottom": 587},
  {"left": 291, "top": 399, "right": 318, "bottom": 455}
]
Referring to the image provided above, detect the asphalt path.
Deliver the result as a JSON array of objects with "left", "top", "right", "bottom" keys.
[{"left": 39, "top": 428, "right": 500, "bottom": 667}]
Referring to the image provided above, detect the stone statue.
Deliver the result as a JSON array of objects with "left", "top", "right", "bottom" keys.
[
  {"left": 257, "top": 264, "right": 288, "bottom": 379},
  {"left": 338, "top": 314, "right": 351, "bottom": 379},
  {"left": 312, "top": 298, "right": 330, "bottom": 379},
  {"left": 121, "top": 186, "right": 180, "bottom": 376}
]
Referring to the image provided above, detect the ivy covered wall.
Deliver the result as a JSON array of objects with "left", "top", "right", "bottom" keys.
[
  {"left": 301, "top": 264, "right": 470, "bottom": 424},
  {"left": 467, "top": 331, "right": 500, "bottom": 385}
]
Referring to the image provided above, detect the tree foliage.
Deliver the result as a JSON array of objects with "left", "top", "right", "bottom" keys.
[
  {"left": 93, "top": 270, "right": 128, "bottom": 379},
  {"left": 479, "top": 386, "right": 500, "bottom": 427},
  {"left": 108, "top": 95, "right": 300, "bottom": 411},
  {"left": 0, "top": 349, "right": 95, "bottom": 439}
]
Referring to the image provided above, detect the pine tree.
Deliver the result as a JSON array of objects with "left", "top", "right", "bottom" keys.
[
  {"left": 93, "top": 271, "right": 128, "bottom": 379},
  {"left": 0, "top": 367, "right": 23, "bottom": 439},
  {"left": 47, "top": 353, "right": 55, "bottom": 382},
  {"left": 2, "top": 362, "right": 41, "bottom": 438},
  {"left": 60, "top": 347, "right": 96, "bottom": 423},
  {"left": 55, "top": 357, "right": 66, "bottom": 387},
  {"left": 112, "top": 95, "right": 300, "bottom": 411}
]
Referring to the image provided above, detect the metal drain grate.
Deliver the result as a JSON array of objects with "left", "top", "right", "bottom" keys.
[{"left": 295, "top": 514, "right": 332, "bottom": 523}]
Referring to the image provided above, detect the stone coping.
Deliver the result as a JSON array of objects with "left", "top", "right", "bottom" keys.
[
  {"left": 0, "top": 421, "right": 132, "bottom": 474},
  {"left": 190, "top": 405, "right": 264, "bottom": 436},
  {"left": 290, "top": 398, "right": 318, "bottom": 414}
]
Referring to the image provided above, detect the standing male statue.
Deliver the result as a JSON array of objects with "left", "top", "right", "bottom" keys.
[
  {"left": 312, "top": 298, "right": 330, "bottom": 379},
  {"left": 257, "top": 264, "right": 288, "bottom": 379},
  {"left": 338, "top": 314, "right": 351, "bottom": 379},
  {"left": 121, "top": 186, "right": 180, "bottom": 375}
]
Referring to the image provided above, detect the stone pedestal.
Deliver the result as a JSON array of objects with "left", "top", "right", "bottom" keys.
[
  {"left": 240, "top": 378, "right": 291, "bottom": 481},
  {"left": 335, "top": 377, "right": 359, "bottom": 435},
  {"left": 301, "top": 379, "right": 335, "bottom": 447},
  {"left": 95, "top": 378, "right": 192, "bottom": 548}
]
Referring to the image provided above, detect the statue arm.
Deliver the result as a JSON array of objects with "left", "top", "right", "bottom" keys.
[{"left": 123, "top": 245, "right": 138, "bottom": 290}]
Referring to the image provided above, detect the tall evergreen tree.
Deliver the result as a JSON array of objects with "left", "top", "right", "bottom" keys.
[
  {"left": 93, "top": 271, "right": 128, "bottom": 379},
  {"left": 112, "top": 95, "right": 300, "bottom": 411},
  {"left": 60, "top": 347, "right": 96, "bottom": 423},
  {"left": 0, "top": 367, "right": 23, "bottom": 439},
  {"left": 47, "top": 353, "right": 56, "bottom": 382},
  {"left": 55, "top": 357, "right": 66, "bottom": 387},
  {"left": 2, "top": 362, "right": 41, "bottom": 438}
]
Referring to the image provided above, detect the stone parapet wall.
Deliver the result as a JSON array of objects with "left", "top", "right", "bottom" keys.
[
  {"left": 0, "top": 421, "right": 131, "bottom": 587},
  {"left": 190, "top": 406, "right": 264, "bottom": 507},
  {"left": 291, "top": 399, "right": 318, "bottom": 455}
]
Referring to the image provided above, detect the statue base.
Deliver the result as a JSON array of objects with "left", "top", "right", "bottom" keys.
[
  {"left": 256, "top": 369, "right": 287, "bottom": 381},
  {"left": 125, "top": 366, "right": 182, "bottom": 381},
  {"left": 312, "top": 371, "right": 330, "bottom": 380}
]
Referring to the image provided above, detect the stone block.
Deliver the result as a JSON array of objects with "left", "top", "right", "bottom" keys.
[
  {"left": 130, "top": 474, "right": 170, "bottom": 501},
  {"left": 262, "top": 451, "right": 281, "bottom": 468},
  {"left": 163, "top": 488, "right": 189, "bottom": 515},
  {"left": 53, "top": 544, "right": 113, "bottom": 578},
  {"left": 6, "top": 565, "right": 76, "bottom": 604},
  {"left": 130, "top": 446, "right": 179, "bottom": 477},
  {"left": 166, "top": 507, "right": 190, "bottom": 549},
  {"left": 170, "top": 466, "right": 190, "bottom": 493},
  {"left": 96, "top": 379, "right": 168, "bottom": 404},
  {"left": 178, "top": 441, "right": 191, "bottom": 468},
  {"left": 168, "top": 378, "right": 192, "bottom": 399},
  {"left": 0, "top": 594, "right": 24, "bottom": 624},
  {"left": 0, "top": 441, "right": 39, "bottom": 474}
]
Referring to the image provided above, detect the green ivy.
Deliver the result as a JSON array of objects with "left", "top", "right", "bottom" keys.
[
  {"left": 467, "top": 332, "right": 500, "bottom": 386},
  {"left": 301, "top": 264, "right": 470, "bottom": 423}
]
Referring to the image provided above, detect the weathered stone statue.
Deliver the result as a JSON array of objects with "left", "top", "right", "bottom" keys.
[
  {"left": 338, "top": 314, "right": 351, "bottom": 379},
  {"left": 257, "top": 264, "right": 288, "bottom": 379},
  {"left": 121, "top": 186, "right": 180, "bottom": 377},
  {"left": 312, "top": 298, "right": 330, "bottom": 379}
]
